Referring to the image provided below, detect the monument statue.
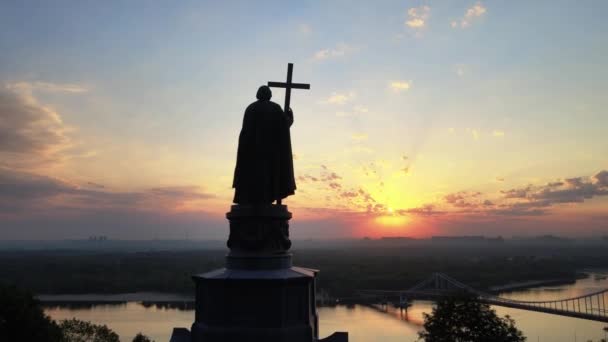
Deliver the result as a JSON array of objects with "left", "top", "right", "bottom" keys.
[
  {"left": 233, "top": 63, "right": 310, "bottom": 205},
  {"left": 232, "top": 86, "right": 296, "bottom": 204},
  {"left": 174, "top": 63, "right": 347, "bottom": 342}
]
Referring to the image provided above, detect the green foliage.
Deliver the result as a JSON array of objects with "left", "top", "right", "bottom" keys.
[
  {"left": 132, "top": 332, "right": 155, "bottom": 342},
  {"left": 0, "top": 284, "right": 63, "bottom": 342},
  {"left": 59, "top": 318, "right": 120, "bottom": 342},
  {"left": 418, "top": 293, "right": 526, "bottom": 342}
]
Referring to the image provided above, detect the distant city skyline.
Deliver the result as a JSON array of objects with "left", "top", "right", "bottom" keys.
[{"left": 1, "top": 1, "right": 607, "bottom": 239}]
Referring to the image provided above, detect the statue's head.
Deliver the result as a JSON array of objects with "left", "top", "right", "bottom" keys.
[{"left": 256, "top": 85, "right": 272, "bottom": 101}]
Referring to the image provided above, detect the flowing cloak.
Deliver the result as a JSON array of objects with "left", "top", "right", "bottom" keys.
[{"left": 232, "top": 99, "right": 296, "bottom": 204}]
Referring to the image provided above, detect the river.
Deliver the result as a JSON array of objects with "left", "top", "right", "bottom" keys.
[{"left": 43, "top": 272, "right": 608, "bottom": 342}]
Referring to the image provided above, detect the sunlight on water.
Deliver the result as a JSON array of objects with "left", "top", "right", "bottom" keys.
[{"left": 44, "top": 273, "right": 608, "bottom": 342}]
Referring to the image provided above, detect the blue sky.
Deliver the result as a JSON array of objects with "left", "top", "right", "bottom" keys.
[{"left": 1, "top": 1, "right": 607, "bottom": 239}]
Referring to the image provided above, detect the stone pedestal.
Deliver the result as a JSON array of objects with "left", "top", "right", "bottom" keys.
[{"left": 183, "top": 204, "right": 347, "bottom": 342}]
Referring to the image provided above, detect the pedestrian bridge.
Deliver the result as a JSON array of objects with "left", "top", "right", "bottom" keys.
[{"left": 357, "top": 273, "right": 608, "bottom": 323}]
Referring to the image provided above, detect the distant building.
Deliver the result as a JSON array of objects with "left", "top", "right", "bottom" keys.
[
  {"left": 380, "top": 236, "right": 415, "bottom": 241},
  {"left": 510, "top": 235, "right": 573, "bottom": 244},
  {"left": 431, "top": 236, "right": 504, "bottom": 243},
  {"left": 533, "top": 235, "right": 572, "bottom": 243}
]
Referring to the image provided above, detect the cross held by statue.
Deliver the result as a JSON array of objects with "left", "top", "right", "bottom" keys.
[{"left": 268, "top": 63, "right": 310, "bottom": 113}]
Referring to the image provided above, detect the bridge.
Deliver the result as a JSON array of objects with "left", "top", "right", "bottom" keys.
[{"left": 357, "top": 273, "right": 608, "bottom": 323}]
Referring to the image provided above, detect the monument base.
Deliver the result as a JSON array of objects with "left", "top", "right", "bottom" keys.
[
  {"left": 190, "top": 266, "right": 318, "bottom": 342},
  {"left": 173, "top": 204, "right": 347, "bottom": 342}
]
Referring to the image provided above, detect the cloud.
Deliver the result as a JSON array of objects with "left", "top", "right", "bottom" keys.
[
  {"left": 405, "top": 5, "right": 430, "bottom": 28},
  {"left": 441, "top": 170, "right": 608, "bottom": 217},
  {"left": 321, "top": 170, "right": 342, "bottom": 182},
  {"left": 452, "top": 2, "right": 487, "bottom": 28},
  {"left": 298, "top": 24, "right": 312, "bottom": 35},
  {"left": 472, "top": 129, "right": 480, "bottom": 140},
  {"left": 389, "top": 81, "right": 411, "bottom": 92},
  {"left": 593, "top": 170, "right": 608, "bottom": 187},
  {"left": 527, "top": 175, "right": 608, "bottom": 204},
  {"left": 340, "top": 191, "right": 358, "bottom": 198},
  {"left": 444, "top": 191, "right": 482, "bottom": 208},
  {"left": 86, "top": 181, "right": 106, "bottom": 189},
  {"left": 454, "top": 64, "right": 467, "bottom": 77},
  {"left": 312, "top": 43, "right": 355, "bottom": 61},
  {"left": 0, "top": 87, "right": 73, "bottom": 168},
  {"left": 499, "top": 174, "right": 608, "bottom": 207},
  {"left": 297, "top": 174, "right": 319, "bottom": 183},
  {"left": 351, "top": 133, "right": 368, "bottom": 141},
  {"left": 321, "top": 91, "right": 356, "bottom": 105},
  {"left": 0, "top": 168, "right": 215, "bottom": 218},
  {"left": 147, "top": 186, "right": 215, "bottom": 201},
  {"left": 0, "top": 167, "right": 73, "bottom": 201},
  {"left": 501, "top": 185, "right": 532, "bottom": 199},
  {"left": 397, "top": 204, "right": 444, "bottom": 217},
  {"left": 7, "top": 81, "right": 88, "bottom": 94},
  {"left": 335, "top": 105, "right": 369, "bottom": 117},
  {"left": 328, "top": 182, "right": 341, "bottom": 190}
]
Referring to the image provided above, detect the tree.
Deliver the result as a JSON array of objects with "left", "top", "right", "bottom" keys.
[
  {"left": 133, "top": 332, "right": 155, "bottom": 342},
  {"left": 60, "top": 318, "right": 120, "bottom": 342},
  {"left": 418, "top": 293, "right": 526, "bottom": 342},
  {"left": 0, "top": 284, "right": 63, "bottom": 342}
]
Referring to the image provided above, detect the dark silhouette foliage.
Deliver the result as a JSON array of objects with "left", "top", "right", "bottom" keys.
[
  {"left": 0, "top": 284, "right": 63, "bottom": 342},
  {"left": 133, "top": 332, "right": 155, "bottom": 342},
  {"left": 418, "top": 293, "right": 526, "bottom": 342},
  {"left": 60, "top": 318, "right": 120, "bottom": 342}
]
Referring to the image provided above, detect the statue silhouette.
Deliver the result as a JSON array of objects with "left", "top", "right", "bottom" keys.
[{"left": 232, "top": 85, "right": 296, "bottom": 204}]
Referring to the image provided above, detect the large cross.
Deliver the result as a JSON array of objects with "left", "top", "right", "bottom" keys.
[{"left": 268, "top": 63, "right": 310, "bottom": 112}]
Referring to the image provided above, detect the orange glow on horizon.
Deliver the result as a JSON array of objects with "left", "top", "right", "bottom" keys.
[{"left": 375, "top": 214, "right": 409, "bottom": 227}]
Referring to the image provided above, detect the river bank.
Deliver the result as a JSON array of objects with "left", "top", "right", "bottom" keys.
[
  {"left": 41, "top": 274, "right": 608, "bottom": 342},
  {"left": 37, "top": 272, "right": 590, "bottom": 305},
  {"left": 488, "top": 274, "right": 586, "bottom": 293}
]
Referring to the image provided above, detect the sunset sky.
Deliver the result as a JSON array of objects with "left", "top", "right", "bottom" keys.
[{"left": 1, "top": 1, "right": 607, "bottom": 239}]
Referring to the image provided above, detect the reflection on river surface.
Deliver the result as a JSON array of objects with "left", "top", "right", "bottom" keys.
[{"left": 44, "top": 272, "right": 608, "bottom": 342}]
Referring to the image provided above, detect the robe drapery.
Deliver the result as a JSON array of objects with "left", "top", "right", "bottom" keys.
[{"left": 232, "top": 98, "right": 296, "bottom": 204}]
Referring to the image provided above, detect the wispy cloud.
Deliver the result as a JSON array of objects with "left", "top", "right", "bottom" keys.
[
  {"left": 0, "top": 167, "right": 215, "bottom": 217},
  {"left": 0, "top": 87, "right": 73, "bottom": 169},
  {"left": 7, "top": 81, "right": 89, "bottom": 94},
  {"left": 312, "top": 43, "right": 356, "bottom": 61},
  {"left": 405, "top": 5, "right": 430, "bottom": 28},
  {"left": 397, "top": 204, "right": 444, "bottom": 217},
  {"left": 451, "top": 2, "right": 487, "bottom": 28},
  {"left": 389, "top": 81, "right": 411, "bottom": 92},
  {"left": 434, "top": 170, "right": 608, "bottom": 217},
  {"left": 454, "top": 64, "right": 468, "bottom": 77},
  {"left": 321, "top": 91, "right": 356, "bottom": 105},
  {"left": 351, "top": 133, "right": 368, "bottom": 141},
  {"left": 471, "top": 129, "right": 480, "bottom": 140},
  {"left": 335, "top": 105, "right": 369, "bottom": 117}
]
